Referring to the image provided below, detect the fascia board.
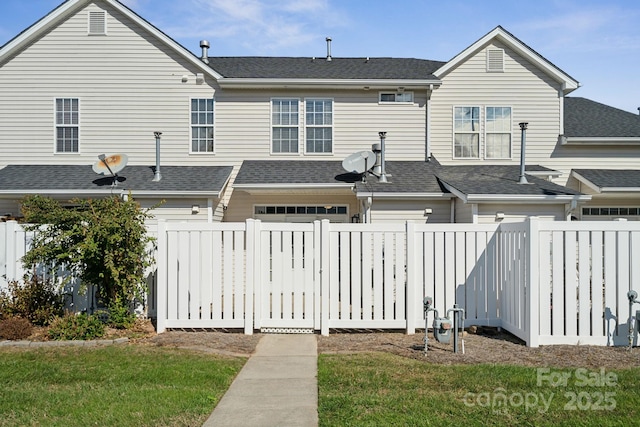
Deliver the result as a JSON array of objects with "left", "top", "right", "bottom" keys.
[
  {"left": 570, "top": 170, "right": 602, "bottom": 194},
  {"left": 355, "top": 192, "right": 453, "bottom": 200},
  {"left": 433, "top": 27, "right": 578, "bottom": 91},
  {"left": 562, "top": 137, "right": 640, "bottom": 145},
  {"left": 464, "top": 194, "right": 592, "bottom": 203},
  {"left": 233, "top": 183, "right": 354, "bottom": 190},
  {"left": 218, "top": 78, "right": 442, "bottom": 89},
  {"left": 0, "top": 189, "right": 223, "bottom": 198},
  {"left": 439, "top": 181, "right": 468, "bottom": 202}
]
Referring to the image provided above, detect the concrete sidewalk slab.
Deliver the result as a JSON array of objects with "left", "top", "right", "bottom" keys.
[{"left": 203, "top": 334, "right": 318, "bottom": 427}]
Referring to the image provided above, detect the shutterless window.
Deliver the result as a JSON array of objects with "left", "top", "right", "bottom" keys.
[
  {"left": 379, "top": 92, "right": 413, "bottom": 103},
  {"left": 305, "top": 99, "right": 333, "bottom": 153},
  {"left": 485, "top": 107, "right": 511, "bottom": 158},
  {"left": 272, "top": 99, "right": 299, "bottom": 153},
  {"left": 454, "top": 106, "right": 479, "bottom": 158},
  {"left": 55, "top": 98, "right": 79, "bottom": 153},
  {"left": 191, "top": 98, "right": 214, "bottom": 152}
]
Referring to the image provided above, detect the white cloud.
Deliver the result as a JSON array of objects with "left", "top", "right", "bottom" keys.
[{"left": 155, "top": 0, "right": 347, "bottom": 54}]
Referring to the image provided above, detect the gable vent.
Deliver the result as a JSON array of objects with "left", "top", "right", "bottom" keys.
[
  {"left": 487, "top": 48, "right": 504, "bottom": 72},
  {"left": 88, "top": 11, "right": 106, "bottom": 35}
]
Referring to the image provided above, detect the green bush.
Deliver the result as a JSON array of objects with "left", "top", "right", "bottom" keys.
[
  {"left": 0, "top": 275, "right": 64, "bottom": 326},
  {"left": 48, "top": 313, "right": 105, "bottom": 341},
  {"left": 0, "top": 317, "right": 33, "bottom": 340},
  {"left": 106, "top": 298, "right": 136, "bottom": 329}
]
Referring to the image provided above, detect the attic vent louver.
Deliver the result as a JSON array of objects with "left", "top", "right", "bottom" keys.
[
  {"left": 487, "top": 48, "right": 504, "bottom": 72},
  {"left": 88, "top": 11, "right": 106, "bottom": 35}
]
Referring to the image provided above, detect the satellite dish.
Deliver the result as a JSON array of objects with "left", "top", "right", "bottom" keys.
[
  {"left": 92, "top": 153, "right": 128, "bottom": 176},
  {"left": 342, "top": 150, "right": 376, "bottom": 174}
]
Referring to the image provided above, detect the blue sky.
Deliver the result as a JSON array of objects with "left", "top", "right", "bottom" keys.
[{"left": 1, "top": 0, "right": 639, "bottom": 113}]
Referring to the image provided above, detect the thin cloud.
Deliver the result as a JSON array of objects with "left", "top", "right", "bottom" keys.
[{"left": 156, "top": 0, "right": 348, "bottom": 54}]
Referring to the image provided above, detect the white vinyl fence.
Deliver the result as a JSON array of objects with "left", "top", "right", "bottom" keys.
[{"left": 3, "top": 218, "right": 640, "bottom": 347}]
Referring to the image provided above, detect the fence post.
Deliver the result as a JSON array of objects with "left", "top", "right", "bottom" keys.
[
  {"left": 4, "top": 220, "right": 19, "bottom": 283},
  {"left": 155, "top": 220, "right": 167, "bottom": 333},
  {"left": 320, "top": 219, "right": 330, "bottom": 336},
  {"left": 526, "top": 217, "right": 540, "bottom": 347},
  {"left": 405, "top": 221, "right": 417, "bottom": 334},
  {"left": 244, "top": 219, "right": 257, "bottom": 335}
]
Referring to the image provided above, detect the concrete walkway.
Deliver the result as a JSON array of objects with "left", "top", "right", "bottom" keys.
[{"left": 203, "top": 334, "right": 318, "bottom": 427}]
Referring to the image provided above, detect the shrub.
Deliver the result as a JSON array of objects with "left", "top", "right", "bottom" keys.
[
  {"left": 48, "top": 312, "right": 105, "bottom": 341},
  {"left": 0, "top": 275, "right": 64, "bottom": 326},
  {"left": 0, "top": 317, "right": 33, "bottom": 340},
  {"left": 106, "top": 298, "right": 136, "bottom": 329}
]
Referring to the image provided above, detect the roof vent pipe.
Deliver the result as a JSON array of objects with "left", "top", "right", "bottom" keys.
[
  {"left": 200, "top": 40, "right": 210, "bottom": 64},
  {"left": 153, "top": 131, "right": 162, "bottom": 182},
  {"left": 326, "top": 37, "right": 332, "bottom": 62},
  {"left": 377, "top": 131, "right": 388, "bottom": 183},
  {"left": 518, "top": 123, "right": 529, "bottom": 184}
]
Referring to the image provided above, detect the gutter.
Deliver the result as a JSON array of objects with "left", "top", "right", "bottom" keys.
[{"left": 218, "top": 78, "right": 442, "bottom": 90}]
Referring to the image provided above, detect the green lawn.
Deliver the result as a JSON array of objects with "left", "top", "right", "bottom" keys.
[
  {"left": 0, "top": 345, "right": 245, "bottom": 427},
  {"left": 318, "top": 352, "right": 640, "bottom": 426}
]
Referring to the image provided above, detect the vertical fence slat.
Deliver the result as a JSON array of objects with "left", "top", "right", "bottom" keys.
[
  {"left": 383, "top": 232, "right": 395, "bottom": 320},
  {"left": 603, "top": 231, "right": 617, "bottom": 344},
  {"left": 591, "top": 231, "right": 604, "bottom": 338},
  {"left": 373, "top": 233, "right": 384, "bottom": 320},
  {"left": 538, "top": 230, "right": 551, "bottom": 337},
  {"left": 577, "top": 231, "right": 591, "bottom": 337},
  {"left": 565, "top": 231, "right": 578, "bottom": 337}
]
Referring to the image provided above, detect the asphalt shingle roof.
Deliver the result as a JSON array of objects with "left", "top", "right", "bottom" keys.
[
  {"left": 564, "top": 97, "right": 640, "bottom": 138},
  {"left": 435, "top": 165, "right": 583, "bottom": 196},
  {"left": 234, "top": 160, "right": 583, "bottom": 198},
  {"left": 573, "top": 169, "right": 640, "bottom": 189},
  {"left": 0, "top": 165, "right": 232, "bottom": 194},
  {"left": 207, "top": 57, "right": 445, "bottom": 80}
]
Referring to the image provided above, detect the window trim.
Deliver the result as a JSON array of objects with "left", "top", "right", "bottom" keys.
[
  {"left": 304, "top": 97, "right": 334, "bottom": 155},
  {"left": 189, "top": 97, "right": 215, "bottom": 154},
  {"left": 253, "top": 204, "right": 349, "bottom": 222},
  {"left": 484, "top": 106, "right": 512, "bottom": 160},
  {"left": 270, "top": 97, "right": 300, "bottom": 155},
  {"left": 54, "top": 97, "right": 80, "bottom": 154},
  {"left": 452, "top": 105, "right": 480, "bottom": 159},
  {"left": 378, "top": 91, "right": 414, "bottom": 104}
]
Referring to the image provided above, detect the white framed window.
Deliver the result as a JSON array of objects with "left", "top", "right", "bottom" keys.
[
  {"left": 379, "top": 92, "right": 413, "bottom": 103},
  {"left": 254, "top": 205, "right": 349, "bottom": 223},
  {"left": 453, "top": 106, "right": 480, "bottom": 158},
  {"left": 485, "top": 106, "right": 512, "bottom": 159},
  {"left": 55, "top": 98, "right": 79, "bottom": 153},
  {"left": 271, "top": 98, "right": 299, "bottom": 154},
  {"left": 191, "top": 98, "right": 214, "bottom": 153},
  {"left": 305, "top": 98, "right": 333, "bottom": 154},
  {"left": 88, "top": 10, "right": 106, "bottom": 35},
  {"left": 487, "top": 48, "right": 504, "bottom": 72}
]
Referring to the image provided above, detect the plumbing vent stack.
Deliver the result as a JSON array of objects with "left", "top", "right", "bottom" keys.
[
  {"left": 378, "top": 131, "right": 388, "bottom": 183},
  {"left": 326, "top": 37, "right": 332, "bottom": 62},
  {"left": 200, "top": 40, "right": 210, "bottom": 64},
  {"left": 153, "top": 131, "right": 162, "bottom": 182},
  {"left": 518, "top": 122, "right": 529, "bottom": 184}
]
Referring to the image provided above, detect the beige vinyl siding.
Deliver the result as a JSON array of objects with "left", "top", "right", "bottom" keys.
[
  {"left": 430, "top": 41, "right": 562, "bottom": 166},
  {"left": 215, "top": 89, "right": 428, "bottom": 161},
  {"left": 369, "top": 199, "right": 451, "bottom": 223},
  {"left": 477, "top": 203, "right": 564, "bottom": 223},
  {"left": 225, "top": 191, "right": 358, "bottom": 223},
  {"left": 139, "top": 198, "right": 213, "bottom": 224},
  {"left": 0, "top": 2, "right": 219, "bottom": 167}
]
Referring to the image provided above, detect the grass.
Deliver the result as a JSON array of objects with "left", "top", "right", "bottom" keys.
[
  {"left": 318, "top": 352, "right": 640, "bottom": 426},
  {"left": 0, "top": 345, "right": 245, "bottom": 427}
]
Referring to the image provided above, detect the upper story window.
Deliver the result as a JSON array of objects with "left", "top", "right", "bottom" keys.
[
  {"left": 453, "top": 106, "right": 479, "bottom": 158},
  {"left": 191, "top": 98, "right": 214, "bottom": 153},
  {"left": 379, "top": 92, "right": 413, "bottom": 103},
  {"left": 485, "top": 107, "right": 511, "bottom": 158},
  {"left": 55, "top": 98, "right": 79, "bottom": 153},
  {"left": 271, "top": 98, "right": 299, "bottom": 153},
  {"left": 305, "top": 99, "right": 333, "bottom": 153}
]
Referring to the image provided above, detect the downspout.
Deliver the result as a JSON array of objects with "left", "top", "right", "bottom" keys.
[
  {"left": 518, "top": 123, "right": 529, "bottom": 184},
  {"left": 152, "top": 132, "right": 162, "bottom": 182},
  {"left": 450, "top": 198, "right": 455, "bottom": 223},
  {"left": 426, "top": 85, "right": 432, "bottom": 161}
]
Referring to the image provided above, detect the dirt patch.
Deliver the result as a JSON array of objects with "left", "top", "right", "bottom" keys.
[{"left": 17, "top": 322, "right": 640, "bottom": 369}]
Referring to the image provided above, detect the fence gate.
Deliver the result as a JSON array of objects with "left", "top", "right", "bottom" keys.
[{"left": 255, "top": 222, "right": 318, "bottom": 333}]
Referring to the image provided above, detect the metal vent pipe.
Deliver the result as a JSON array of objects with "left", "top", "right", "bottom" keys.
[
  {"left": 200, "top": 40, "right": 210, "bottom": 64},
  {"left": 153, "top": 131, "right": 162, "bottom": 182},
  {"left": 326, "top": 37, "right": 332, "bottom": 61},
  {"left": 518, "top": 122, "right": 529, "bottom": 184}
]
